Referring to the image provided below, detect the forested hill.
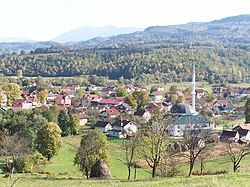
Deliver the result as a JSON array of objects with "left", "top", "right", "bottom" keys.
[
  {"left": 0, "top": 15, "right": 249, "bottom": 84},
  {"left": 91, "top": 14, "right": 250, "bottom": 48}
]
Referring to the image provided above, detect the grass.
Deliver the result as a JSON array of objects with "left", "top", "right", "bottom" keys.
[
  {"left": 1, "top": 135, "right": 250, "bottom": 186},
  {"left": 0, "top": 173, "right": 250, "bottom": 187}
]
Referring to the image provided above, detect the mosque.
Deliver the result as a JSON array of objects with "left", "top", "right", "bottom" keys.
[{"left": 168, "top": 64, "right": 213, "bottom": 136}]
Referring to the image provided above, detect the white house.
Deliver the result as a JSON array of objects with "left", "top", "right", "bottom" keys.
[
  {"left": 95, "top": 121, "right": 112, "bottom": 133},
  {"left": 108, "top": 119, "right": 138, "bottom": 138},
  {"left": 79, "top": 113, "right": 88, "bottom": 126}
]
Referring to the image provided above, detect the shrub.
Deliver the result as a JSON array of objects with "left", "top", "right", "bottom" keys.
[
  {"left": 13, "top": 152, "right": 47, "bottom": 173},
  {"left": 192, "top": 170, "right": 228, "bottom": 176}
]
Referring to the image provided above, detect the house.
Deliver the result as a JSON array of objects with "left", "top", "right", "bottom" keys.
[
  {"left": 26, "top": 96, "right": 39, "bottom": 106},
  {"left": 58, "top": 88, "right": 75, "bottom": 98},
  {"left": 168, "top": 115, "right": 211, "bottom": 137},
  {"left": 98, "top": 98, "right": 123, "bottom": 107},
  {"left": 79, "top": 113, "right": 88, "bottom": 126},
  {"left": 55, "top": 94, "right": 71, "bottom": 106},
  {"left": 150, "top": 91, "right": 165, "bottom": 102},
  {"left": 47, "top": 92, "right": 58, "bottom": 102},
  {"left": 134, "top": 109, "right": 152, "bottom": 122},
  {"left": 220, "top": 130, "right": 239, "bottom": 142},
  {"left": 12, "top": 99, "right": 32, "bottom": 109},
  {"left": 124, "top": 84, "right": 135, "bottom": 93},
  {"left": 86, "top": 85, "right": 97, "bottom": 91},
  {"left": 99, "top": 108, "right": 120, "bottom": 118},
  {"left": 95, "top": 121, "right": 112, "bottom": 133},
  {"left": 82, "top": 93, "right": 100, "bottom": 108},
  {"left": 101, "top": 87, "right": 117, "bottom": 98},
  {"left": 195, "top": 89, "right": 205, "bottom": 99},
  {"left": 108, "top": 119, "right": 138, "bottom": 138},
  {"left": 145, "top": 103, "right": 163, "bottom": 114},
  {"left": 232, "top": 124, "right": 250, "bottom": 143}
]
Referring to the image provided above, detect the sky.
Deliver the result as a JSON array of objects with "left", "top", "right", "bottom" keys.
[{"left": 0, "top": 0, "right": 249, "bottom": 41}]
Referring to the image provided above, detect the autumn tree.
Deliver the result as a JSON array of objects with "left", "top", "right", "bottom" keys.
[
  {"left": 74, "top": 130, "right": 110, "bottom": 179},
  {"left": 169, "top": 85, "right": 178, "bottom": 94},
  {"left": 35, "top": 122, "right": 62, "bottom": 161},
  {"left": 69, "top": 114, "right": 80, "bottom": 135},
  {"left": 139, "top": 116, "right": 170, "bottom": 178},
  {"left": 37, "top": 90, "right": 48, "bottom": 104},
  {"left": 73, "top": 88, "right": 85, "bottom": 107},
  {"left": 6, "top": 83, "right": 21, "bottom": 106},
  {"left": 132, "top": 91, "right": 149, "bottom": 109},
  {"left": 125, "top": 94, "right": 137, "bottom": 109}
]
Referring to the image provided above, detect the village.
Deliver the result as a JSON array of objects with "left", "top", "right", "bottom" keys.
[{"left": 0, "top": 70, "right": 249, "bottom": 143}]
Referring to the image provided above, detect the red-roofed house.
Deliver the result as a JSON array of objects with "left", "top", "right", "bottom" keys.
[
  {"left": 100, "top": 108, "right": 120, "bottom": 118},
  {"left": 79, "top": 113, "right": 88, "bottom": 126},
  {"left": 12, "top": 99, "right": 32, "bottom": 109}
]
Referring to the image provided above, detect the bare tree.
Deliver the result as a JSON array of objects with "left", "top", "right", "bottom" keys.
[
  {"left": 139, "top": 116, "right": 171, "bottom": 178},
  {"left": 123, "top": 132, "right": 139, "bottom": 180},
  {"left": 181, "top": 129, "right": 209, "bottom": 177},
  {"left": 0, "top": 134, "right": 31, "bottom": 178},
  {"left": 225, "top": 142, "right": 250, "bottom": 172}
]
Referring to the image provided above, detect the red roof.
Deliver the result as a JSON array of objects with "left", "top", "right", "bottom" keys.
[
  {"left": 99, "top": 98, "right": 123, "bottom": 105},
  {"left": 106, "top": 108, "right": 120, "bottom": 116},
  {"left": 79, "top": 113, "right": 88, "bottom": 119}
]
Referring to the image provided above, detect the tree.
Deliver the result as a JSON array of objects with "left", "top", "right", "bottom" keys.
[
  {"left": 225, "top": 142, "right": 250, "bottom": 172},
  {"left": 169, "top": 85, "right": 178, "bottom": 94},
  {"left": 35, "top": 122, "right": 62, "bottom": 161},
  {"left": 181, "top": 129, "right": 209, "bottom": 177},
  {"left": 245, "top": 97, "right": 250, "bottom": 124},
  {"left": 139, "top": 116, "right": 170, "bottom": 178},
  {"left": 117, "top": 86, "right": 128, "bottom": 97},
  {"left": 69, "top": 114, "right": 80, "bottom": 135},
  {"left": 85, "top": 109, "right": 99, "bottom": 127},
  {"left": 123, "top": 133, "right": 139, "bottom": 180},
  {"left": 132, "top": 91, "right": 149, "bottom": 109},
  {"left": 6, "top": 83, "right": 21, "bottom": 106},
  {"left": 37, "top": 90, "right": 48, "bottom": 104},
  {"left": 58, "top": 110, "right": 71, "bottom": 136},
  {"left": 150, "top": 85, "right": 158, "bottom": 93},
  {"left": 73, "top": 88, "right": 85, "bottom": 107},
  {"left": 74, "top": 130, "right": 110, "bottom": 179},
  {"left": 125, "top": 94, "right": 137, "bottom": 109}
]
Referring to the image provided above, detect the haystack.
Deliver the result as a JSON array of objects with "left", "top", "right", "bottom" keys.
[{"left": 90, "top": 160, "right": 113, "bottom": 179}]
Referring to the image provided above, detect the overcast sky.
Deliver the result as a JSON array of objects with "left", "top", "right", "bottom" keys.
[{"left": 0, "top": 0, "right": 249, "bottom": 41}]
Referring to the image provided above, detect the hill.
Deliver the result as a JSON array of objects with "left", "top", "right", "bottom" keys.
[
  {"left": 0, "top": 15, "right": 249, "bottom": 84},
  {"left": 53, "top": 26, "right": 143, "bottom": 43}
]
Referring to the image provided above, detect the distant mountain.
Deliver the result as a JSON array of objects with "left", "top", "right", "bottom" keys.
[
  {"left": 0, "top": 37, "right": 32, "bottom": 43},
  {"left": 53, "top": 26, "right": 143, "bottom": 43},
  {"left": 86, "top": 14, "right": 250, "bottom": 48},
  {"left": 0, "top": 41, "right": 60, "bottom": 54}
]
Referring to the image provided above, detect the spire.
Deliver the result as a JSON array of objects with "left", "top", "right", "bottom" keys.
[{"left": 192, "top": 63, "right": 196, "bottom": 111}]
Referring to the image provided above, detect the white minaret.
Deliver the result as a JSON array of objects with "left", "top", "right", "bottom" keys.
[{"left": 192, "top": 63, "right": 196, "bottom": 111}]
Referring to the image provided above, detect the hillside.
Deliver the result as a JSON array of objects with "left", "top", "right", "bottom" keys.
[
  {"left": 0, "top": 15, "right": 249, "bottom": 84},
  {"left": 53, "top": 26, "right": 143, "bottom": 43}
]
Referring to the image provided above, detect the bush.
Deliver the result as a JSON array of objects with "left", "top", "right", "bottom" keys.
[
  {"left": 13, "top": 152, "right": 47, "bottom": 173},
  {"left": 192, "top": 170, "right": 228, "bottom": 176}
]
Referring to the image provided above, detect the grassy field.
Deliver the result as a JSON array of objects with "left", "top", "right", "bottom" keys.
[
  {"left": 1, "top": 135, "right": 250, "bottom": 187},
  {"left": 0, "top": 172, "right": 250, "bottom": 187}
]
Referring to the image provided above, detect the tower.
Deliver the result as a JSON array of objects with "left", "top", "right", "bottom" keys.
[{"left": 192, "top": 63, "right": 196, "bottom": 111}]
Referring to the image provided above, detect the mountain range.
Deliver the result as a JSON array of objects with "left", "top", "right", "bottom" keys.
[{"left": 0, "top": 14, "right": 249, "bottom": 54}]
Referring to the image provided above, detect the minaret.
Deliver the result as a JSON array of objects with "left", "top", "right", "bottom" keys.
[{"left": 192, "top": 63, "right": 196, "bottom": 112}]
